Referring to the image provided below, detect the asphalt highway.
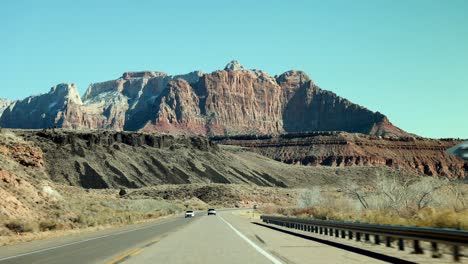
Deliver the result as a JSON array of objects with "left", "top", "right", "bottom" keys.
[
  {"left": 0, "top": 216, "right": 191, "bottom": 264},
  {"left": 0, "top": 210, "right": 391, "bottom": 264}
]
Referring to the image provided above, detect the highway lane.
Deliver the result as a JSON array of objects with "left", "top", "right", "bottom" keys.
[
  {"left": 0, "top": 210, "right": 396, "bottom": 264},
  {"left": 124, "top": 213, "right": 278, "bottom": 264},
  {"left": 0, "top": 216, "right": 196, "bottom": 264},
  {"left": 123, "top": 212, "right": 386, "bottom": 264}
]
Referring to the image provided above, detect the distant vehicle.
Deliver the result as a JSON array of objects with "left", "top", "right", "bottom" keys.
[
  {"left": 207, "top": 209, "right": 217, "bottom": 216},
  {"left": 185, "top": 210, "right": 195, "bottom": 218},
  {"left": 446, "top": 141, "right": 468, "bottom": 160}
]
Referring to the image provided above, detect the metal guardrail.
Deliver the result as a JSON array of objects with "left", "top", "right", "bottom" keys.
[{"left": 261, "top": 215, "right": 468, "bottom": 262}]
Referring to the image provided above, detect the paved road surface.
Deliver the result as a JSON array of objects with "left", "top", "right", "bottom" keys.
[
  {"left": 0, "top": 210, "right": 388, "bottom": 264},
  {"left": 0, "top": 216, "right": 191, "bottom": 264},
  {"left": 124, "top": 212, "right": 385, "bottom": 264}
]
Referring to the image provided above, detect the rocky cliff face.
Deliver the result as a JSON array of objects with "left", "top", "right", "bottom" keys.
[
  {"left": 0, "top": 61, "right": 409, "bottom": 137},
  {"left": 0, "top": 84, "right": 82, "bottom": 129},
  {"left": 14, "top": 129, "right": 297, "bottom": 188},
  {"left": 213, "top": 132, "right": 468, "bottom": 178},
  {"left": 0, "top": 99, "right": 10, "bottom": 117}
]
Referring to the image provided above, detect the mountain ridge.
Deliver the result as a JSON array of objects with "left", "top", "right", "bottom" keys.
[{"left": 0, "top": 61, "right": 409, "bottom": 137}]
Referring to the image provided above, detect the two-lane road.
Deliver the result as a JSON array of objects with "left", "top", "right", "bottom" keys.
[
  {"left": 0, "top": 210, "right": 389, "bottom": 264},
  {"left": 0, "top": 216, "right": 193, "bottom": 264},
  {"left": 123, "top": 213, "right": 280, "bottom": 264}
]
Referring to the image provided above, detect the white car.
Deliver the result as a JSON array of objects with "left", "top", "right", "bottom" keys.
[
  {"left": 185, "top": 210, "right": 195, "bottom": 218},
  {"left": 207, "top": 209, "right": 217, "bottom": 216}
]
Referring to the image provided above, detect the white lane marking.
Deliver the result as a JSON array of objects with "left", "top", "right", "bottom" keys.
[
  {"left": 0, "top": 218, "right": 180, "bottom": 262},
  {"left": 219, "top": 216, "right": 283, "bottom": 264}
]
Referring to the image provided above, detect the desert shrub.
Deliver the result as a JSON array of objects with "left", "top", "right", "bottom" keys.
[
  {"left": 5, "top": 220, "right": 37, "bottom": 233},
  {"left": 75, "top": 214, "right": 97, "bottom": 227},
  {"left": 285, "top": 174, "right": 468, "bottom": 229},
  {"left": 261, "top": 205, "right": 280, "bottom": 215},
  {"left": 297, "top": 187, "right": 321, "bottom": 208},
  {"left": 39, "top": 220, "right": 57, "bottom": 231}
]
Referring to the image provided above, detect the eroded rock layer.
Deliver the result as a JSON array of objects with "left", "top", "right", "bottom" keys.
[
  {"left": 16, "top": 129, "right": 294, "bottom": 189},
  {"left": 213, "top": 132, "right": 468, "bottom": 178}
]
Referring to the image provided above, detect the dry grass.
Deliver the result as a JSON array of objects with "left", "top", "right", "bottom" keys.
[
  {"left": 262, "top": 175, "right": 468, "bottom": 230},
  {"left": 0, "top": 183, "right": 185, "bottom": 245}
]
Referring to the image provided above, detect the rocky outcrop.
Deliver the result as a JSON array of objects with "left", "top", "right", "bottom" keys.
[
  {"left": 0, "top": 61, "right": 409, "bottom": 137},
  {"left": 0, "top": 99, "right": 10, "bottom": 117},
  {"left": 0, "top": 84, "right": 82, "bottom": 129},
  {"left": 141, "top": 79, "right": 207, "bottom": 134},
  {"left": 224, "top": 60, "right": 246, "bottom": 71},
  {"left": 213, "top": 132, "right": 468, "bottom": 178},
  {"left": 16, "top": 129, "right": 296, "bottom": 189}
]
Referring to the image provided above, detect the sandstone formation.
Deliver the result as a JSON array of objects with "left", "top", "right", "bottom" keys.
[
  {"left": 0, "top": 84, "right": 82, "bottom": 129},
  {"left": 213, "top": 132, "right": 468, "bottom": 178},
  {"left": 0, "top": 61, "right": 409, "bottom": 137},
  {"left": 0, "top": 99, "right": 10, "bottom": 117}
]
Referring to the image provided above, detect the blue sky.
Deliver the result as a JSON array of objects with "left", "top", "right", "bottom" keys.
[{"left": 1, "top": 0, "right": 467, "bottom": 138}]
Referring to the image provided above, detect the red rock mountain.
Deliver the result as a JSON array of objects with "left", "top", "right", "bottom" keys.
[{"left": 0, "top": 61, "right": 409, "bottom": 137}]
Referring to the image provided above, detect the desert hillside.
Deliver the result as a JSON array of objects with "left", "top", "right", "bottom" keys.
[
  {"left": 0, "top": 128, "right": 465, "bottom": 244},
  {"left": 13, "top": 129, "right": 412, "bottom": 189},
  {"left": 213, "top": 132, "right": 468, "bottom": 178}
]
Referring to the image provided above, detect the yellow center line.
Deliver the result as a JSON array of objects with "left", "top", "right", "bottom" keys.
[
  {"left": 105, "top": 248, "right": 142, "bottom": 264},
  {"left": 130, "top": 249, "right": 144, "bottom": 257}
]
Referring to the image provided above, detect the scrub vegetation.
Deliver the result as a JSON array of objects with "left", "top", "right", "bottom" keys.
[{"left": 263, "top": 171, "right": 468, "bottom": 230}]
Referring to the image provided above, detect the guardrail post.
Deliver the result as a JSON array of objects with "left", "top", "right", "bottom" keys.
[
  {"left": 413, "top": 240, "right": 423, "bottom": 254},
  {"left": 365, "top": 233, "right": 370, "bottom": 242},
  {"left": 320, "top": 227, "right": 323, "bottom": 234},
  {"left": 329, "top": 228, "right": 333, "bottom": 237},
  {"left": 398, "top": 238, "right": 404, "bottom": 251},
  {"left": 374, "top": 235, "right": 380, "bottom": 245},
  {"left": 335, "top": 229, "right": 339, "bottom": 238},
  {"left": 341, "top": 230, "right": 346, "bottom": 238},
  {"left": 325, "top": 228, "right": 328, "bottom": 235},
  {"left": 348, "top": 231, "right": 353, "bottom": 240},
  {"left": 431, "top": 242, "right": 441, "bottom": 258},
  {"left": 453, "top": 245, "right": 460, "bottom": 262},
  {"left": 356, "top": 232, "right": 361, "bottom": 241},
  {"left": 386, "top": 237, "right": 392, "bottom": 247}
]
